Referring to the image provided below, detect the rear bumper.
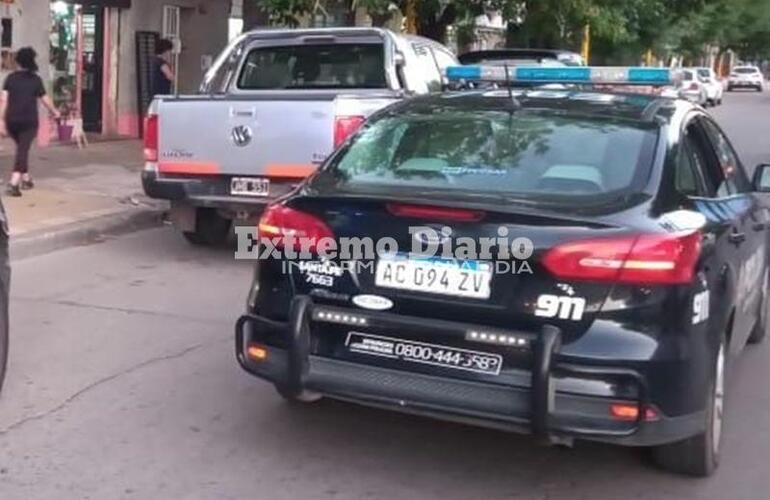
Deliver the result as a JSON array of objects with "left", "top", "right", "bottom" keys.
[
  {"left": 141, "top": 169, "right": 301, "bottom": 211},
  {"left": 728, "top": 80, "right": 763, "bottom": 88},
  {"left": 680, "top": 90, "right": 703, "bottom": 102},
  {"left": 235, "top": 297, "right": 705, "bottom": 447}
]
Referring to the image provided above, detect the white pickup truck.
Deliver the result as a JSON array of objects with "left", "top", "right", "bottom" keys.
[{"left": 142, "top": 27, "right": 458, "bottom": 245}]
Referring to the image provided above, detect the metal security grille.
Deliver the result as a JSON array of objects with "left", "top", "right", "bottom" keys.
[
  {"left": 162, "top": 5, "right": 181, "bottom": 93},
  {"left": 135, "top": 31, "right": 159, "bottom": 136}
]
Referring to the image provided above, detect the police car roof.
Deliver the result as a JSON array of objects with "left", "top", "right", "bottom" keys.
[{"left": 392, "top": 89, "right": 683, "bottom": 124}]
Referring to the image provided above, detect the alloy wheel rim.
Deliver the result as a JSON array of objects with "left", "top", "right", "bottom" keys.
[{"left": 712, "top": 343, "right": 725, "bottom": 455}]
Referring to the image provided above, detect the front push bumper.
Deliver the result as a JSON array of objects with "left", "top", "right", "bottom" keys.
[{"left": 235, "top": 296, "right": 704, "bottom": 447}]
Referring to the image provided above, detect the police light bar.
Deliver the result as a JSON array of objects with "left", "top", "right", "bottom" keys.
[{"left": 445, "top": 65, "right": 679, "bottom": 86}]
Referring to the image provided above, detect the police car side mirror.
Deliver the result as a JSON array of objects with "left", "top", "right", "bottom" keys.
[{"left": 752, "top": 164, "right": 770, "bottom": 192}]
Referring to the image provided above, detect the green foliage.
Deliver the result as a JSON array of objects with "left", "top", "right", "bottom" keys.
[{"left": 252, "top": 0, "right": 770, "bottom": 60}]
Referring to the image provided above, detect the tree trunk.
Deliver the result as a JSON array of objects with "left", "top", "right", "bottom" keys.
[
  {"left": 344, "top": 0, "right": 357, "bottom": 26},
  {"left": 243, "top": 1, "right": 270, "bottom": 30},
  {"left": 370, "top": 12, "right": 393, "bottom": 27},
  {"left": 417, "top": 3, "right": 457, "bottom": 43}
]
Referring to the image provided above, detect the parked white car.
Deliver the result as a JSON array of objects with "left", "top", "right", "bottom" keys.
[
  {"left": 695, "top": 67, "right": 724, "bottom": 105},
  {"left": 677, "top": 69, "right": 709, "bottom": 106},
  {"left": 727, "top": 66, "right": 764, "bottom": 92}
]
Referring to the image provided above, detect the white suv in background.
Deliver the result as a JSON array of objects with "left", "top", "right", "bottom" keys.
[
  {"left": 727, "top": 66, "right": 764, "bottom": 92},
  {"left": 696, "top": 67, "right": 724, "bottom": 105}
]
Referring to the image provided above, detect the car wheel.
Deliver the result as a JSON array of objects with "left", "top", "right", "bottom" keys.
[
  {"left": 727, "top": 86, "right": 733, "bottom": 92},
  {"left": 651, "top": 338, "right": 725, "bottom": 476},
  {"left": 182, "top": 208, "right": 231, "bottom": 246},
  {"left": 275, "top": 384, "right": 323, "bottom": 403},
  {"left": 749, "top": 272, "right": 769, "bottom": 344}
]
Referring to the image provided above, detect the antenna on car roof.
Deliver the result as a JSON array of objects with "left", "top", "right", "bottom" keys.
[{"left": 503, "top": 63, "right": 521, "bottom": 111}]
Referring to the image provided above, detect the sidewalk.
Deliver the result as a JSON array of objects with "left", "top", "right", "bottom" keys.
[{"left": 0, "top": 139, "right": 166, "bottom": 259}]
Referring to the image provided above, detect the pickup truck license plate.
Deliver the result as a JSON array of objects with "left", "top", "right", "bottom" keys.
[
  {"left": 375, "top": 254, "right": 492, "bottom": 299},
  {"left": 346, "top": 332, "right": 502, "bottom": 375},
  {"left": 231, "top": 177, "right": 270, "bottom": 197}
]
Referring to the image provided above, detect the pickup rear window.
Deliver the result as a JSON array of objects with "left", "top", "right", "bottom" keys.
[
  {"left": 326, "top": 110, "right": 658, "bottom": 205},
  {"left": 237, "top": 43, "right": 387, "bottom": 90}
]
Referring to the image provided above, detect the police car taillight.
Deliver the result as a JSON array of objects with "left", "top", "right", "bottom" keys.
[
  {"left": 258, "top": 204, "right": 334, "bottom": 253},
  {"left": 543, "top": 232, "right": 701, "bottom": 285},
  {"left": 334, "top": 115, "right": 365, "bottom": 148},
  {"left": 143, "top": 114, "right": 159, "bottom": 162}
]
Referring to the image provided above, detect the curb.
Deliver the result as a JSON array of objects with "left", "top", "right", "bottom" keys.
[{"left": 9, "top": 206, "right": 166, "bottom": 261}]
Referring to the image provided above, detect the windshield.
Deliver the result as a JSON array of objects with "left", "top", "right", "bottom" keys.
[
  {"left": 697, "top": 69, "right": 712, "bottom": 79},
  {"left": 325, "top": 110, "right": 658, "bottom": 205},
  {"left": 734, "top": 67, "right": 759, "bottom": 74},
  {"left": 237, "top": 43, "right": 386, "bottom": 90}
]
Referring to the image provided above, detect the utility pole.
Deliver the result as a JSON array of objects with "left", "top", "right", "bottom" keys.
[
  {"left": 405, "top": 0, "right": 418, "bottom": 34},
  {"left": 581, "top": 24, "right": 590, "bottom": 64}
]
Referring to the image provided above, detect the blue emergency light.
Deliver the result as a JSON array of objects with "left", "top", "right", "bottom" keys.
[{"left": 445, "top": 65, "right": 678, "bottom": 86}]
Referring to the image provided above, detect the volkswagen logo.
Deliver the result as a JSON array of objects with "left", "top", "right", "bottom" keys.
[{"left": 231, "top": 125, "right": 253, "bottom": 147}]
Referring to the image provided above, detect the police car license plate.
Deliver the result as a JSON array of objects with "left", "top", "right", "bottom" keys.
[
  {"left": 346, "top": 332, "right": 503, "bottom": 376},
  {"left": 375, "top": 254, "right": 492, "bottom": 299},
  {"left": 231, "top": 177, "right": 269, "bottom": 197}
]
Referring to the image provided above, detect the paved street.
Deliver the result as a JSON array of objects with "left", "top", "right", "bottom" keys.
[{"left": 0, "top": 91, "right": 769, "bottom": 500}]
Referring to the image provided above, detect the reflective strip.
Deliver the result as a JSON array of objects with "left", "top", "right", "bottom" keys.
[
  {"left": 158, "top": 161, "right": 221, "bottom": 175},
  {"left": 265, "top": 164, "right": 317, "bottom": 179}
]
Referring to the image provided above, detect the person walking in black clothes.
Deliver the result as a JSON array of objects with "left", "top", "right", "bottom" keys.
[
  {"left": 0, "top": 48, "right": 60, "bottom": 197},
  {"left": 152, "top": 39, "right": 176, "bottom": 98}
]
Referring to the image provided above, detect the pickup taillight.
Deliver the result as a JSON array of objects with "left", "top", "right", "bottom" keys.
[
  {"left": 334, "top": 115, "right": 366, "bottom": 148},
  {"left": 143, "top": 114, "right": 159, "bottom": 162}
]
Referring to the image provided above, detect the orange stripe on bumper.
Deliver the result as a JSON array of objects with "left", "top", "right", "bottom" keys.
[
  {"left": 158, "top": 161, "right": 221, "bottom": 175},
  {"left": 265, "top": 164, "right": 317, "bottom": 179}
]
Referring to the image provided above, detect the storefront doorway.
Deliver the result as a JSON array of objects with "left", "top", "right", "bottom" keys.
[
  {"left": 80, "top": 6, "right": 104, "bottom": 132},
  {"left": 49, "top": 1, "right": 105, "bottom": 135}
]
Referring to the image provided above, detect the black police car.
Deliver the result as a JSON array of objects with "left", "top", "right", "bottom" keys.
[{"left": 236, "top": 67, "right": 770, "bottom": 476}]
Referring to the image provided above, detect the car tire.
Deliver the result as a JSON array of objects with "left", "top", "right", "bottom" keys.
[
  {"left": 651, "top": 338, "right": 725, "bottom": 477},
  {"left": 182, "top": 208, "right": 231, "bottom": 246},
  {"left": 275, "top": 384, "right": 323, "bottom": 403},
  {"left": 749, "top": 272, "right": 769, "bottom": 344}
]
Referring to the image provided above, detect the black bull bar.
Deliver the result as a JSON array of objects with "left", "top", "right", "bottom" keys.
[{"left": 235, "top": 296, "right": 651, "bottom": 441}]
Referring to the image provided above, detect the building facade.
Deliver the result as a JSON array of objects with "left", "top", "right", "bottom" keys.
[{"left": 2, "top": 0, "right": 230, "bottom": 145}]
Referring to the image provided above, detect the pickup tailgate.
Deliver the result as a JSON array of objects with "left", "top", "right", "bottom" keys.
[{"left": 156, "top": 91, "right": 398, "bottom": 178}]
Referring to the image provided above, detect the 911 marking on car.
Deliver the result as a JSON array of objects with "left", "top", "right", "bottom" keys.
[
  {"left": 535, "top": 294, "right": 586, "bottom": 321},
  {"left": 693, "top": 290, "right": 710, "bottom": 324}
]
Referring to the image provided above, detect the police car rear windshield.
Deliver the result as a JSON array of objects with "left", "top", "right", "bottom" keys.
[
  {"left": 328, "top": 111, "right": 658, "bottom": 205},
  {"left": 237, "top": 43, "right": 386, "bottom": 90}
]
